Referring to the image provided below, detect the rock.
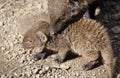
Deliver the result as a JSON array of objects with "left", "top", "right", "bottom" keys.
[
  {"left": 8, "top": 75, "right": 14, "bottom": 78},
  {"left": 19, "top": 55, "right": 26, "bottom": 63},
  {"left": 111, "top": 26, "right": 120, "bottom": 33},
  {"left": 36, "top": 74, "right": 40, "bottom": 78},
  {"left": 28, "top": 60, "right": 34, "bottom": 64},
  {"left": 46, "top": 73, "right": 50, "bottom": 76},
  {"left": 33, "top": 68, "right": 40, "bottom": 74},
  {"left": 0, "top": 21, "right": 3, "bottom": 26},
  {"left": 45, "top": 66, "right": 49, "bottom": 70},
  {"left": 0, "top": 75, "right": 7, "bottom": 78},
  {"left": 39, "top": 69, "right": 44, "bottom": 74},
  {"left": 51, "top": 68, "right": 56, "bottom": 72},
  {"left": 1, "top": 47, "right": 6, "bottom": 51},
  {"left": 14, "top": 72, "right": 22, "bottom": 77},
  {"left": 25, "top": 70, "right": 32, "bottom": 77},
  {"left": 75, "top": 72, "right": 80, "bottom": 77},
  {"left": 92, "top": 73, "right": 96, "bottom": 77},
  {"left": 60, "top": 64, "right": 70, "bottom": 70},
  {"left": 60, "top": 76, "right": 65, "bottom": 78}
]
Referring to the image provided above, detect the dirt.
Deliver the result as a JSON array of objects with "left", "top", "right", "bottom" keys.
[{"left": 0, "top": 0, "right": 120, "bottom": 78}]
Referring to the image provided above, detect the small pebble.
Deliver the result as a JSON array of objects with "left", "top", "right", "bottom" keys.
[
  {"left": 20, "top": 55, "right": 26, "bottom": 63},
  {"left": 25, "top": 70, "right": 32, "bottom": 77},
  {"left": 45, "top": 66, "right": 49, "bottom": 70},
  {"left": 36, "top": 74, "right": 40, "bottom": 78},
  {"left": 60, "top": 64, "right": 70, "bottom": 70},
  {"left": 75, "top": 72, "right": 80, "bottom": 77},
  {"left": 39, "top": 69, "right": 45, "bottom": 74},
  {"left": 1, "top": 47, "right": 6, "bottom": 51},
  {"left": 14, "top": 72, "right": 22, "bottom": 77},
  {"left": 60, "top": 76, "right": 65, "bottom": 78},
  {"left": 0, "top": 21, "right": 3, "bottom": 26},
  {"left": 0, "top": 75, "right": 7, "bottom": 78},
  {"left": 33, "top": 68, "right": 40, "bottom": 74}
]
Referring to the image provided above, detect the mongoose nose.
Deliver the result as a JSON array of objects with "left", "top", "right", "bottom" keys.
[{"left": 50, "top": 26, "right": 55, "bottom": 35}]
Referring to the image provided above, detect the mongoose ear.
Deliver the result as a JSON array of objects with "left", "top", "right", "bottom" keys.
[{"left": 36, "top": 31, "right": 47, "bottom": 43}]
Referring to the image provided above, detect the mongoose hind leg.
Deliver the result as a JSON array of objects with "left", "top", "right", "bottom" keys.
[
  {"left": 55, "top": 48, "right": 70, "bottom": 63},
  {"left": 55, "top": 40, "right": 71, "bottom": 63},
  {"left": 83, "top": 50, "right": 100, "bottom": 70}
]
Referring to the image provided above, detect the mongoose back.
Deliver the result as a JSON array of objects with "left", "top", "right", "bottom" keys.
[{"left": 22, "top": 18, "right": 115, "bottom": 78}]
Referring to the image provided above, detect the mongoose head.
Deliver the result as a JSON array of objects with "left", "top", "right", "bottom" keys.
[{"left": 22, "top": 21, "right": 50, "bottom": 49}]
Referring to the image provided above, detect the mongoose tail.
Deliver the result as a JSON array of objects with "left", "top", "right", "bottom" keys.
[{"left": 100, "top": 33, "right": 116, "bottom": 78}]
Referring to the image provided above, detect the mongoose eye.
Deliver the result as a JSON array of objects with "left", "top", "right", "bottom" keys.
[
  {"left": 22, "top": 39, "right": 35, "bottom": 49},
  {"left": 25, "top": 37, "right": 35, "bottom": 44},
  {"left": 27, "top": 40, "right": 33, "bottom": 43}
]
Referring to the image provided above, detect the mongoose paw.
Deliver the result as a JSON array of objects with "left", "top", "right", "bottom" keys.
[
  {"left": 55, "top": 56, "right": 64, "bottom": 64},
  {"left": 34, "top": 52, "right": 46, "bottom": 61},
  {"left": 82, "top": 63, "right": 93, "bottom": 71}
]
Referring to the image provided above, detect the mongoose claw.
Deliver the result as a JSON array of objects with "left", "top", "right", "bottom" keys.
[
  {"left": 34, "top": 52, "right": 46, "bottom": 61},
  {"left": 82, "top": 63, "right": 93, "bottom": 71},
  {"left": 55, "top": 56, "right": 64, "bottom": 64}
]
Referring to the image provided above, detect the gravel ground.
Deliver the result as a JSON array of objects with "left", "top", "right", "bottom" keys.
[{"left": 0, "top": 0, "right": 120, "bottom": 78}]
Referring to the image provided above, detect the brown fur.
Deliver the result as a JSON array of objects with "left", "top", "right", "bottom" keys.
[{"left": 22, "top": 18, "right": 115, "bottom": 78}]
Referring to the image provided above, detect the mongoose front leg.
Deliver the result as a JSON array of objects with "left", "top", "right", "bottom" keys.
[
  {"left": 83, "top": 50, "right": 100, "bottom": 70},
  {"left": 55, "top": 50, "right": 69, "bottom": 63},
  {"left": 34, "top": 48, "right": 51, "bottom": 61},
  {"left": 34, "top": 52, "right": 46, "bottom": 61}
]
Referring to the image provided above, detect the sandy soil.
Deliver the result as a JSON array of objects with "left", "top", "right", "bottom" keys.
[{"left": 0, "top": 0, "right": 120, "bottom": 78}]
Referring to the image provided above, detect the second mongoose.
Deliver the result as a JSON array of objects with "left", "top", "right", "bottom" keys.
[{"left": 22, "top": 18, "right": 115, "bottom": 78}]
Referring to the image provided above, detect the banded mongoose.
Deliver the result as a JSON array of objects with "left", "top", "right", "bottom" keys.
[
  {"left": 48, "top": 0, "right": 101, "bottom": 34},
  {"left": 22, "top": 18, "right": 115, "bottom": 78}
]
